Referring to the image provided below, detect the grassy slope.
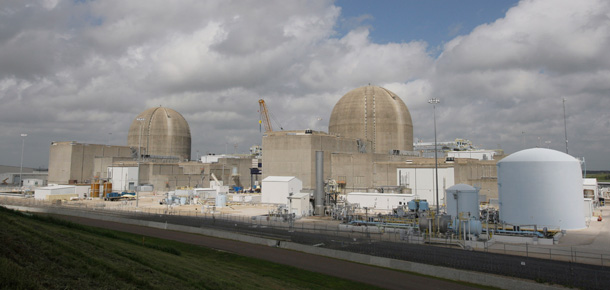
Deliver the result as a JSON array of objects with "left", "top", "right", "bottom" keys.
[
  {"left": 0, "top": 207, "right": 382, "bottom": 290},
  {"left": 586, "top": 172, "right": 610, "bottom": 182}
]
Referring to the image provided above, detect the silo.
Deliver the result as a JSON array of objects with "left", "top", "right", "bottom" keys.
[
  {"left": 446, "top": 184, "right": 479, "bottom": 220},
  {"left": 497, "top": 148, "right": 585, "bottom": 230}
]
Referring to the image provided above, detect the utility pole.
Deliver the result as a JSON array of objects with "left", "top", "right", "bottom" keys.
[
  {"left": 136, "top": 117, "right": 145, "bottom": 207},
  {"left": 19, "top": 133, "right": 27, "bottom": 193},
  {"left": 428, "top": 98, "right": 441, "bottom": 233},
  {"left": 563, "top": 98, "right": 569, "bottom": 154}
]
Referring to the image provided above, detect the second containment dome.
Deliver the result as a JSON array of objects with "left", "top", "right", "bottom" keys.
[{"left": 328, "top": 85, "right": 413, "bottom": 154}]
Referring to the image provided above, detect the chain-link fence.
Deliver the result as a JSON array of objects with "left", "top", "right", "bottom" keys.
[{"left": 3, "top": 197, "right": 610, "bottom": 289}]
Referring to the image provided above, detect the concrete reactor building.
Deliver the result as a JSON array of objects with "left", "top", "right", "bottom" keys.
[
  {"left": 127, "top": 106, "right": 192, "bottom": 161},
  {"left": 48, "top": 106, "right": 255, "bottom": 194},
  {"left": 329, "top": 86, "right": 413, "bottom": 153},
  {"left": 263, "top": 85, "right": 501, "bottom": 211}
]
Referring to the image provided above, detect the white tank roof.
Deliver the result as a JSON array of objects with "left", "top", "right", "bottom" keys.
[
  {"left": 499, "top": 148, "right": 578, "bottom": 163},
  {"left": 446, "top": 184, "right": 477, "bottom": 192}
]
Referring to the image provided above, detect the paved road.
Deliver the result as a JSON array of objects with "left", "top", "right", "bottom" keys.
[{"left": 55, "top": 215, "right": 482, "bottom": 290}]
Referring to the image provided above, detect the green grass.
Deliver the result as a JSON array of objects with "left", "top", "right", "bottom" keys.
[
  {"left": 0, "top": 206, "right": 382, "bottom": 290},
  {"left": 586, "top": 171, "right": 610, "bottom": 182}
]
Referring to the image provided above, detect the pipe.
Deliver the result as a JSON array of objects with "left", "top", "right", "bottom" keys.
[{"left": 315, "top": 151, "right": 324, "bottom": 215}]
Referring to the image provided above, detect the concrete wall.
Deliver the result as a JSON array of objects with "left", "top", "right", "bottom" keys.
[
  {"left": 453, "top": 158, "right": 499, "bottom": 201},
  {"left": 263, "top": 131, "right": 500, "bottom": 199},
  {"left": 48, "top": 142, "right": 133, "bottom": 184},
  {"left": 262, "top": 131, "right": 371, "bottom": 191}
]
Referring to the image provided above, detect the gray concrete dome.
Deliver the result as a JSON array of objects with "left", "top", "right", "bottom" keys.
[
  {"left": 329, "top": 85, "right": 413, "bottom": 153},
  {"left": 127, "top": 107, "right": 191, "bottom": 160}
]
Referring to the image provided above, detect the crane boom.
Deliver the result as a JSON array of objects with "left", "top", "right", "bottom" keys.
[{"left": 259, "top": 99, "right": 273, "bottom": 132}]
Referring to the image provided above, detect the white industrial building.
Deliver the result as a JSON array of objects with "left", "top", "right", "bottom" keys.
[
  {"left": 447, "top": 150, "right": 499, "bottom": 161},
  {"left": 288, "top": 192, "right": 311, "bottom": 217},
  {"left": 583, "top": 178, "right": 599, "bottom": 199},
  {"left": 396, "top": 167, "right": 454, "bottom": 204},
  {"left": 346, "top": 192, "right": 415, "bottom": 211},
  {"left": 108, "top": 166, "right": 138, "bottom": 192},
  {"left": 34, "top": 185, "right": 77, "bottom": 201},
  {"left": 261, "top": 176, "right": 303, "bottom": 204}
]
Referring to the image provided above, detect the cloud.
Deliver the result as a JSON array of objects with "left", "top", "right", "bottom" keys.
[
  {"left": 427, "top": 0, "right": 610, "bottom": 168},
  {"left": 0, "top": 0, "right": 609, "bottom": 170}
]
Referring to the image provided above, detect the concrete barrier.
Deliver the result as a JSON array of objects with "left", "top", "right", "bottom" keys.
[{"left": 3, "top": 205, "right": 563, "bottom": 290}]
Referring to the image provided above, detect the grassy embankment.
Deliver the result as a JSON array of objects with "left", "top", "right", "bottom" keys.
[{"left": 0, "top": 206, "right": 381, "bottom": 290}]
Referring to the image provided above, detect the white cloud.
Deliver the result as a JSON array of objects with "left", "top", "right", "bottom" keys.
[{"left": 0, "top": 0, "right": 609, "bottom": 170}]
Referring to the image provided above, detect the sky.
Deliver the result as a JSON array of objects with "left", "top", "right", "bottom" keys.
[{"left": 1, "top": 0, "right": 609, "bottom": 171}]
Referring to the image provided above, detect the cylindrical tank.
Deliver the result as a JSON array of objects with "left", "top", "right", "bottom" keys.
[
  {"left": 497, "top": 148, "right": 585, "bottom": 230},
  {"left": 407, "top": 200, "right": 417, "bottom": 211},
  {"left": 419, "top": 200, "right": 429, "bottom": 211},
  {"left": 103, "top": 182, "right": 112, "bottom": 196},
  {"left": 91, "top": 182, "right": 100, "bottom": 198},
  {"left": 438, "top": 214, "right": 452, "bottom": 233},
  {"left": 418, "top": 215, "right": 431, "bottom": 232},
  {"left": 466, "top": 219, "right": 482, "bottom": 236},
  {"left": 446, "top": 184, "right": 479, "bottom": 220}
]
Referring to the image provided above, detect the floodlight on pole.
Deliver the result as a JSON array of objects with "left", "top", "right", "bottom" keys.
[
  {"left": 136, "top": 117, "right": 145, "bottom": 207},
  {"left": 19, "top": 133, "right": 27, "bottom": 193},
  {"left": 563, "top": 98, "right": 568, "bottom": 154},
  {"left": 427, "top": 98, "right": 441, "bottom": 222}
]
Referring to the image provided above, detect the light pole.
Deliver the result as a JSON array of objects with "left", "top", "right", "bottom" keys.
[
  {"left": 563, "top": 98, "right": 569, "bottom": 154},
  {"left": 428, "top": 98, "right": 440, "bottom": 222},
  {"left": 19, "top": 133, "right": 27, "bottom": 192},
  {"left": 136, "top": 117, "right": 145, "bottom": 207}
]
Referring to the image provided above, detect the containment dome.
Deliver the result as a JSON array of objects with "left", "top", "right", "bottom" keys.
[
  {"left": 446, "top": 184, "right": 480, "bottom": 220},
  {"left": 497, "top": 148, "right": 585, "bottom": 230},
  {"left": 329, "top": 85, "right": 413, "bottom": 154},
  {"left": 127, "top": 107, "right": 191, "bottom": 161}
]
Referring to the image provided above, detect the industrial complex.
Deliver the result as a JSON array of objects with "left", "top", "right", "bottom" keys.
[
  {"left": 1, "top": 84, "right": 609, "bottom": 288},
  {"left": 6, "top": 85, "right": 607, "bottom": 233}
]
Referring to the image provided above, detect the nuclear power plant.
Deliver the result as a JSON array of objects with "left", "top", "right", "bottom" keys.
[
  {"left": 39, "top": 84, "right": 604, "bottom": 234},
  {"left": 3, "top": 84, "right": 608, "bottom": 289}
]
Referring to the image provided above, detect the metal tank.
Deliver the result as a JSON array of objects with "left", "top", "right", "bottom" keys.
[
  {"left": 418, "top": 200, "right": 429, "bottom": 211},
  {"left": 91, "top": 182, "right": 100, "bottom": 198},
  {"left": 446, "top": 184, "right": 480, "bottom": 220},
  {"left": 407, "top": 200, "right": 417, "bottom": 211},
  {"left": 497, "top": 148, "right": 585, "bottom": 230}
]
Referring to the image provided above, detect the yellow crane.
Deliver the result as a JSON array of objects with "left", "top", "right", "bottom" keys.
[{"left": 258, "top": 99, "right": 283, "bottom": 132}]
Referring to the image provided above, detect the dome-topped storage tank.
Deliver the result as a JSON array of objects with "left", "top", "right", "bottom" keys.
[
  {"left": 446, "top": 184, "right": 480, "bottom": 220},
  {"left": 127, "top": 107, "right": 191, "bottom": 161},
  {"left": 329, "top": 85, "right": 413, "bottom": 154},
  {"left": 497, "top": 148, "right": 585, "bottom": 230}
]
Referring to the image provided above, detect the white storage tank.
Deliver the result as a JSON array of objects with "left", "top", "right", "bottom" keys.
[
  {"left": 497, "top": 148, "right": 585, "bottom": 230},
  {"left": 446, "top": 184, "right": 480, "bottom": 220}
]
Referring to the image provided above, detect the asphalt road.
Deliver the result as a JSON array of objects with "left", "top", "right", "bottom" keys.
[{"left": 54, "top": 215, "right": 482, "bottom": 290}]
